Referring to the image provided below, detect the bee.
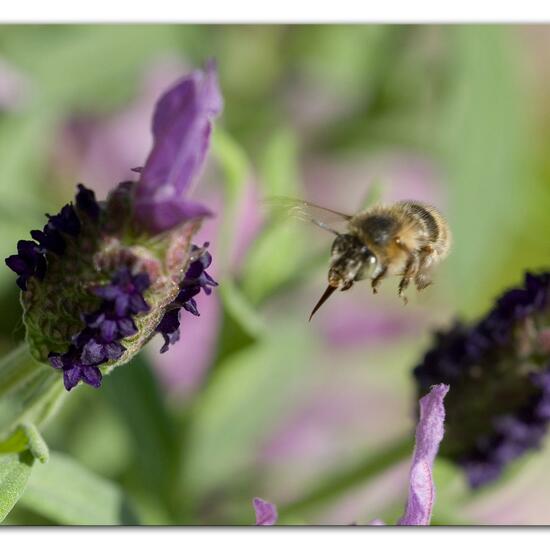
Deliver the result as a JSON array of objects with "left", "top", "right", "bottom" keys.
[{"left": 271, "top": 198, "right": 452, "bottom": 320}]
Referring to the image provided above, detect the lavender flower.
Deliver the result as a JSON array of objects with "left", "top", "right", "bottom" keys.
[
  {"left": 155, "top": 243, "right": 217, "bottom": 354},
  {"left": 5, "top": 240, "right": 46, "bottom": 291},
  {"left": 397, "top": 383, "right": 448, "bottom": 525},
  {"left": 4, "top": 62, "right": 222, "bottom": 391},
  {"left": 413, "top": 272, "right": 550, "bottom": 488},
  {"left": 253, "top": 384, "right": 449, "bottom": 526},
  {"left": 253, "top": 498, "right": 278, "bottom": 526},
  {"left": 134, "top": 59, "right": 223, "bottom": 234}
]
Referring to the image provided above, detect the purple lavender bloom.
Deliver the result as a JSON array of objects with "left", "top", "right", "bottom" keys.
[
  {"left": 156, "top": 309, "right": 181, "bottom": 354},
  {"left": 5, "top": 64, "right": 221, "bottom": 393},
  {"left": 155, "top": 243, "right": 217, "bottom": 353},
  {"left": 46, "top": 204, "right": 81, "bottom": 237},
  {"left": 92, "top": 268, "right": 150, "bottom": 317},
  {"left": 30, "top": 226, "right": 66, "bottom": 255},
  {"left": 252, "top": 498, "right": 278, "bottom": 526},
  {"left": 5, "top": 240, "right": 47, "bottom": 291},
  {"left": 414, "top": 272, "right": 550, "bottom": 488},
  {"left": 5, "top": 185, "right": 100, "bottom": 289},
  {"left": 49, "top": 346, "right": 103, "bottom": 391},
  {"left": 133, "top": 59, "right": 223, "bottom": 234},
  {"left": 75, "top": 183, "right": 101, "bottom": 220},
  {"left": 49, "top": 266, "right": 150, "bottom": 391},
  {"left": 254, "top": 385, "right": 449, "bottom": 526}
]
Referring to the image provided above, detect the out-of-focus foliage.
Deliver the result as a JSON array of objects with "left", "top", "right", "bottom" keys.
[{"left": 1, "top": 24, "right": 550, "bottom": 525}]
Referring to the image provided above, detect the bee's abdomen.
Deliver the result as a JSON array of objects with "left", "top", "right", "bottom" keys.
[{"left": 398, "top": 201, "right": 450, "bottom": 253}]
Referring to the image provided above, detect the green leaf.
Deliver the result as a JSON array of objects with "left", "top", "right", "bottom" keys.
[
  {"left": 1, "top": 25, "right": 180, "bottom": 112},
  {"left": 212, "top": 128, "right": 251, "bottom": 270},
  {"left": 0, "top": 344, "right": 65, "bottom": 437},
  {"left": 0, "top": 423, "right": 49, "bottom": 463},
  {"left": 101, "top": 355, "right": 179, "bottom": 501},
  {"left": 19, "top": 451, "right": 137, "bottom": 525},
  {"left": 0, "top": 115, "right": 56, "bottom": 292},
  {"left": 183, "top": 326, "right": 311, "bottom": 497},
  {"left": 217, "top": 278, "right": 266, "bottom": 340},
  {"left": 0, "top": 451, "right": 34, "bottom": 523},
  {"left": 441, "top": 26, "right": 536, "bottom": 315},
  {"left": 241, "top": 127, "right": 307, "bottom": 303}
]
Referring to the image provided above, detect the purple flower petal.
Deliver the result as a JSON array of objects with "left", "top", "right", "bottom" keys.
[
  {"left": 397, "top": 384, "right": 449, "bottom": 526},
  {"left": 63, "top": 366, "right": 82, "bottom": 391},
  {"left": 81, "top": 366, "right": 103, "bottom": 388},
  {"left": 253, "top": 498, "right": 278, "bottom": 526},
  {"left": 134, "top": 60, "right": 222, "bottom": 234}
]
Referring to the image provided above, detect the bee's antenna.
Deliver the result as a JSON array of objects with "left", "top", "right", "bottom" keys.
[{"left": 309, "top": 285, "right": 337, "bottom": 321}]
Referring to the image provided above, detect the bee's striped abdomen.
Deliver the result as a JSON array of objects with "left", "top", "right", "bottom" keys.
[
  {"left": 397, "top": 201, "right": 450, "bottom": 256},
  {"left": 406, "top": 203, "right": 439, "bottom": 242}
]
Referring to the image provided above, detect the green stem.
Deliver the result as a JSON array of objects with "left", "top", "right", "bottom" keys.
[
  {"left": 279, "top": 435, "right": 412, "bottom": 518},
  {"left": 0, "top": 343, "right": 64, "bottom": 437}
]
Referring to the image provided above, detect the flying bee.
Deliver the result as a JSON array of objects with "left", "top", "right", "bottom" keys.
[{"left": 270, "top": 198, "right": 452, "bottom": 320}]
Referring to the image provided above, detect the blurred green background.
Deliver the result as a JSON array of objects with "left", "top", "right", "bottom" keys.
[{"left": 1, "top": 24, "right": 550, "bottom": 525}]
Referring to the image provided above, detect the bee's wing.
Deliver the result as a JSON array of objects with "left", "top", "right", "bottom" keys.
[{"left": 266, "top": 197, "right": 352, "bottom": 234}]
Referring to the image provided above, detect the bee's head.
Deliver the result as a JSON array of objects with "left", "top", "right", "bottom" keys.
[
  {"left": 309, "top": 233, "right": 378, "bottom": 321},
  {"left": 328, "top": 233, "right": 377, "bottom": 290}
]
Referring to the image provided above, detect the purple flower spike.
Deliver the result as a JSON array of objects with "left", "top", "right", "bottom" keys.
[
  {"left": 414, "top": 272, "right": 550, "bottom": 488},
  {"left": 134, "top": 60, "right": 223, "bottom": 234},
  {"left": 253, "top": 498, "right": 278, "bottom": 526},
  {"left": 398, "top": 384, "right": 449, "bottom": 526},
  {"left": 155, "top": 243, "right": 217, "bottom": 353},
  {"left": 48, "top": 266, "right": 150, "bottom": 391}
]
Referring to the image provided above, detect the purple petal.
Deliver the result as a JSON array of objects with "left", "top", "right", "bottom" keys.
[
  {"left": 133, "top": 196, "right": 212, "bottom": 236},
  {"left": 48, "top": 354, "right": 65, "bottom": 370},
  {"left": 134, "top": 60, "right": 222, "bottom": 234},
  {"left": 253, "top": 498, "right": 278, "bottom": 526},
  {"left": 81, "top": 366, "right": 103, "bottom": 388},
  {"left": 81, "top": 339, "right": 105, "bottom": 365},
  {"left": 63, "top": 366, "right": 82, "bottom": 391},
  {"left": 117, "top": 318, "right": 138, "bottom": 338},
  {"left": 397, "top": 384, "right": 449, "bottom": 526},
  {"left": 100, "top": 319, "right": 117, "bottom": 342}
]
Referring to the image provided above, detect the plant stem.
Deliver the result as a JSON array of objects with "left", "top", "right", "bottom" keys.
[
  {"left": 279, "top": 435, "right": 412, "bottom": 518},
  {"left": 0, "top": 343, "right": 64, "bottom": 437}
]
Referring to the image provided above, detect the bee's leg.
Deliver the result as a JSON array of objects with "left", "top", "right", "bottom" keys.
[
  {"left": 414, "top": 247, "right": 435, "bottom": 291},
  {"left": 371, "top": 266, "right": 387, "bottom": 294},
  {"left": 398, "top": 253, "right": 419, "bottom": 304}
]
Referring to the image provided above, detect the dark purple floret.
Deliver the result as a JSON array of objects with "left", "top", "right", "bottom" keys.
[
  {"left": 5, "top": 240, "right": 47, "bottom": 290},
  {"left": 49, "top": 266, "right": 151, "bottom": 391},
  {"left": 47, "top": 204, "right": 81, "bottom": 236},
  {"left": 76, "top": 183, "right": 101, "bottom": 220},
  {"left": 413, "top": 271, "right": 550, "bottom": 488},
  {"left": 157, "top": 309, "right": 181, "bottom": 353},
  {"left": 30, "top": 226, "right": 66, "bottom": 255},
  {"left": 92, "top": 268, "right": 150, "bottom": 317},
  {"left": 154, "top": 243, "right": 217, "bottom": 353},
  {"left": 5, "top": 185, "right": 102, "bottom": 290},
  {"left": 459, "top": 366, "right": 550, "bottom": 488},
  {"left": 49, "top": 347, "right": 103, "bottom": 391}
]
